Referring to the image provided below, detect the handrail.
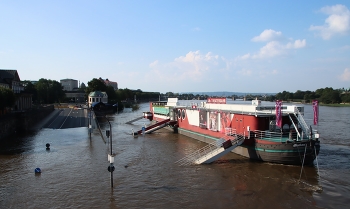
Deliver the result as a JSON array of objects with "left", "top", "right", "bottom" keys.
[
  {"left": 294, "top": 108, "right": 310, "bottom": 138},
  {"left": 254, "top": 130, "right": 283, "bottom": 142},
  {"left": 175, "top": 129, "right": 242, "bottom": 166},
  {"left": 288, "top": 114, "right": 300, "bottom": 139},
  {"left": 92, "top": 111, "right": 107, "bottom": 143}
]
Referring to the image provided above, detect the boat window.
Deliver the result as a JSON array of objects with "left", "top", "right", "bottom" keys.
[{"left": 181, "top": 109, "right": 186, "bottom": 120}]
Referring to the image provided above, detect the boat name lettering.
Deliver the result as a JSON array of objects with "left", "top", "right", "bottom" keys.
[
  {"left": 207, "top": 97, "right": 226, "bottom": 104},
  {"left": 293, "top": 144, "right": 306, "bottom": 147}
]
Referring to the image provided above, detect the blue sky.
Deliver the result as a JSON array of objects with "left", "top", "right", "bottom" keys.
[{"left": 1, "top": 0, "right": 350, "bottom": 93}]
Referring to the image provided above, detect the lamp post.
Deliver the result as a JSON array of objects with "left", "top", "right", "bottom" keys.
[{"left": 106, "top": 115, "right": 114, "bottom": 188}]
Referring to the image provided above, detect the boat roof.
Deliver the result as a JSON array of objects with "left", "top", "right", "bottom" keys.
[{"left": 165, "top": 99, "right": 304, "bottom": 116}]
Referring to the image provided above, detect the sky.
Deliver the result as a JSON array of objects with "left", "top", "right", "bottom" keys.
[{"left": 1, "top": 0, "right": 350, "bottom": 93}]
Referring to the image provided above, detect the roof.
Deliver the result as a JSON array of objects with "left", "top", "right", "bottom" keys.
[
  {"left": 91, "top": 101, "right": 106, "bottom": 107},
  {"left": 0, "top": 69, "right": 20, "bottom": 86},
  {"left": 88, "top": 91, "right": 106, "bottom": 97}
]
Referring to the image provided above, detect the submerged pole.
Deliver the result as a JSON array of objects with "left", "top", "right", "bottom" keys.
[{"left": 106, "top": 115, "right": 114, "bottom": 188}]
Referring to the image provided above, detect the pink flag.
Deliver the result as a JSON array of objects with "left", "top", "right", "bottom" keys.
[
  {"left": 275, "top": 100, "right": 282, "bottom": 128},
  {"left": 312, "top": 100, "right": 319, "bottom": 125}
]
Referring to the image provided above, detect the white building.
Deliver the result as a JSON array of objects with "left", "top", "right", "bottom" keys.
[
  {"left": 88, "top": 91, "right": 108, "bottom": 107},
  {"left": 60, "top": 79, "right": 78, "bottom": 91}
]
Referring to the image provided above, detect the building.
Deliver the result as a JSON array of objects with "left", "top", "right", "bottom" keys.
[
  {"left": 99, "top": 78, "right": 118, "bottom": 90},
  {"left": 0, "top": 69, "right": 32, "bottom": 111},
  {"left": 65, "top": 91, "right": 85, "bottom": 104},
  {"left": 88, "top": 91, "right": 108, "bottom": 107},
  {"left": 0, "top": 69, "right": 24, "bottom": 93},
  {"left": 60, "top": 79, "right": 78, "bottom": 91}
]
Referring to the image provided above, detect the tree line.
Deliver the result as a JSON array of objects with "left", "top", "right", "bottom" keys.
[
  {"left": 270, "top": 87, "right": 350, "bottom": 104},
  {"left": 1, "top": 77, "right": 349, "bottom": 114},
  {"left": 85, "top": 78, "right": 160, "bottom": 104}
]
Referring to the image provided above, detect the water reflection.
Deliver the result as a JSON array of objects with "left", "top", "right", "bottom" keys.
[{"left": 0, "top": 102, "right": 349, "bottom": 208}]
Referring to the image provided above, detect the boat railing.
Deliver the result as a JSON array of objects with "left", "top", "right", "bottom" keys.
[
  {"left": 254, "top": 129, "right": 308, "bottom": 142},
  {"left": 176, "top": 102, "right": 301, "bottom": 116},
  {"left": 254, "top": 130, "right": 284, "bottom": 142}
]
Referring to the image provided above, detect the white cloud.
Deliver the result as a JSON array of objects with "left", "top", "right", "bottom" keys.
[
  {"left": 192, "top": 27, "right": 201, "bottom": 31},
  {"left": 236, "top": 39, "right": 306, "bottom": 60},
  {"left": 149, "top": 51, "right": 226, "bottom": 82},
  {"left": 237, "top": 69, "right": 252, "bottom": 76},
  {"left": 149, "top": 60, "right": 158, "bottom": 67},
  {"left": 251, "top": 29, "right": 282, "bottom": 42},
  {"left": 309, "top": 4, "right": 350, "bottom": 40},
  {"left": 234, "top": 29, "right": 307, "bottom": 61},
  {"left": 235, "top": 53, "right": 251, "bottom": 61},
  {"left": 286, "top": 39, "right": 307, "bottom": 49},
  {"left": 339, "top": 68, "right": 350, "bottom": 81},
  {"left": 253, "top": 41, "right": 285, "bottom": 59}
]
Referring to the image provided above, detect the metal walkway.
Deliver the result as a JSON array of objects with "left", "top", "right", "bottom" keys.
[
  {"left": 175, "top": 129, "right": 245, "bottom": 166},
  {"left": 133, "top": 119, "right": 175, "bottom": 135}
]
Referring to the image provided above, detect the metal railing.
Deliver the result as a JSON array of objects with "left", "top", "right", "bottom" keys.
[
  {"left": 175, "top": 140, "right": 220, "bottom": 166},
  {"left": 175, "top": 129, "right": 242, "bottom": 166},
  {"left": 254, "top": 130, "right": 284, "bottom": 142},
  {"left": 294, "top": 108, "right": 311, "bottom": 139}
]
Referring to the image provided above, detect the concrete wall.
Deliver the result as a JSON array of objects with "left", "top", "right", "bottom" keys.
[{"left": 0, "top": 105, "right": 54, "bottom": 141}]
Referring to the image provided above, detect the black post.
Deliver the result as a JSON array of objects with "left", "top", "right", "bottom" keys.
[
  {"left": 89, "top": 108, "right": 92, "bottom": 138},
  {"left": 106, "top": 115, "right": 113, "bottom": 188}
]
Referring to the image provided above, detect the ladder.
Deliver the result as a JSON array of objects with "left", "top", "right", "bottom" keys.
[{"left": 293, "top": 108, "right": 311, "bottom": 139}]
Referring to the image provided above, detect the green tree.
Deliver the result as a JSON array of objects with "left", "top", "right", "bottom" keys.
[
  {"left": 319, "top": 87, "right": 341, "bottom": 104},
  {"left": 22, "top": 80, "right": 37, "bottom": 103},
  {"left": 0, "top": 87, "right": 16, "bottom": 113},
  {"left": 35, "top": 78, "right": 65, "bottom": 104},
  {"left": 106, "top": 86, "right": 118, "bottom": 103},
  {"left": 86, "top": 78, "right": 108, "bottom": 94},
  {"left": 341, "top": 93, "right": 350, "bottom": 103}
]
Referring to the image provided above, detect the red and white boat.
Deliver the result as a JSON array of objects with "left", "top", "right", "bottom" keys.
[{"left": 143, "top": 98, "right": 320, "bottom": 165}]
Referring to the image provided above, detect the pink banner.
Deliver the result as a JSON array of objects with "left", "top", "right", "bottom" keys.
[
  {"left": 275, "top": 100, "right": 282, "bottom": 128},
  {"left": 312, "top": 100, "right": 319, "bottom": 125},
  {"left": 207, "top": 97, "right": 226, "bottom": 104}
]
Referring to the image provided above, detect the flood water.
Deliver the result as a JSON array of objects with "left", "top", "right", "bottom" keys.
[{"left": 0, "top": 101, "right": 349, "bottom": 209}]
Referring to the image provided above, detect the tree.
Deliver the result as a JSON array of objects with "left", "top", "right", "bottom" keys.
[
  {"left": 0, "top": 87, "right": 16, "bottom": 113},
  {"left": 35, "top": 78, "right": 65, "bottom": 104},
  {"left": 106, "top": 86, "right": 117, "bottom": 103},
  {"left": 86, "top": 79, "right": 108, "bottom": 94},
  {"left": 319, "top": 87, "right": 341, "bottom": 104},
  {"left": 80, "top": 82, "right": 87, "bottom": 93},
  {"left": 22, "top": 80, "right": 37, "bottom": 103}
]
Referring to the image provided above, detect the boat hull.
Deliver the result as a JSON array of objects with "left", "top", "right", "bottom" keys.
[
  {"left": 177, "top": 127, "right": 320, "bottom": 165},
  {"left": 147, "top": 98, "right": 320, "bottom": 166}
]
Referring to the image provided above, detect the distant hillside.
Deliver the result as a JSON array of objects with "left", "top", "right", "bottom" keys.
[{"left": 180, "top": 91, "right": 276, "bottom": 97}]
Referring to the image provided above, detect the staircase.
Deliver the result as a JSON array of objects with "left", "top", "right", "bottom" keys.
[
  {"left": 293, "top": 108, "right": 311, "bottom": 139},
  {"left": 175, "top": 129, "right": 245, "bottom": 166},
  {"left": 134, "top": 119, "right": 172, "bottom": 135},
  {"left": 125, "top": 116, "right": 144, "bottom": 124}
]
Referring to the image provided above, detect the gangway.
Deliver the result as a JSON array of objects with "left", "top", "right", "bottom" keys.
[
  {"left": 175, "top": 129, "right": 245, "bottom": 165},
  {"left": 134, "top": 119, "right": 174, "bottom": 135},
  {"left": 125, "top": 116, "right": 144, "bottom": 124}
]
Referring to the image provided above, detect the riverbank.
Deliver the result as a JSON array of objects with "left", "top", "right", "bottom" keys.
[
  {"left": 0, "top": 105, "right": 56, "bottom": 141},
  {"left": 320, "top": 103, "right": 350, "bottom": 107}
]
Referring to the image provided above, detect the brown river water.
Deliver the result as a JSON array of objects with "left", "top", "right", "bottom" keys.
[{"left": 0, "top": 101, "right": 349, "bottom": 209}]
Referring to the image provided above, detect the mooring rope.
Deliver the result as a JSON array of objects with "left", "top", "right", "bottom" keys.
[
  {"left": 299, "top": 142, "right": 307, "bottom": 181},
  {"left": 314, "top": 146, "right": 320, "bottom": 179}
]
